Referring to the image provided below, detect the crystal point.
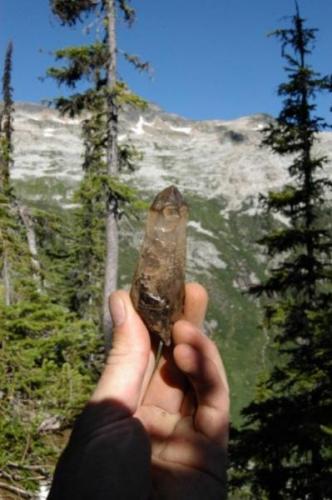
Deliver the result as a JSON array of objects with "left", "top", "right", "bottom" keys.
[{"left": 130, "top": 186, "right": 188, "bottom": 345}]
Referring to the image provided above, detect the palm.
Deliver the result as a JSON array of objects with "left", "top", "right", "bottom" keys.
[
  {"left": 92, "top": 283, "right": 229, "bottom": 500},
  {"left": 136, "top": 340, "right": 227, "bottom": 500}
]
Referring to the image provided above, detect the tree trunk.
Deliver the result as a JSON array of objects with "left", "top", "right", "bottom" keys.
[
  {"left": 18, "top": 204, "right": 43, "bottom": 292},
  {"left": 103, "top": 0, "right": 119, "bottom": 349}
]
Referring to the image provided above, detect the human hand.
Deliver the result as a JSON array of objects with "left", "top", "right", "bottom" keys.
[{"left": 48, "top": 284, "right": 229, "bottom": 500}]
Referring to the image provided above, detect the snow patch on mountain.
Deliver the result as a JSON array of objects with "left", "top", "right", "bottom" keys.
[
  {"left": 131, "top": 116, "right": 154, "bottom": 135},
  {"left": 169, "top": 125, "right": 192, "bottom": 134},
  {"left": 187, "top": 237, "right": 228, "bottom": 275},
  {"left": 11, "top": 103, "right": 332, "bottom": 212},
  {"left": 188, "top": 220, "right": 217, "bottom": 239}
]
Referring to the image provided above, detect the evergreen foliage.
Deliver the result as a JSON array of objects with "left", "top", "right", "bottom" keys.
[
  {"left": 231, "top": 6, "right": 332, "bottom": 499},
  {"left": 48, "top": 0, "right": 147, "bottom": 330},
  {"left": 0, "top": 42, "right": 37, "bottom": 306},
  {"left": 0, "top": 297, "right": 101, "bottom": 493},
  {"left": 50, "top": 0, "right": 135, "bottom": 27},
  {"left": 0, "top": 42, "right": 102, "bottom": 496},
  {"left": 0, "top": 195, "right": 37, "bottom": 304},
  {"left": 0, "top": 41, "right": 14, "bottom": 194}
]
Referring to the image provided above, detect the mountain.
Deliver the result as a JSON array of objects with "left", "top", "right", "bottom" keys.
[{"left": 11, "top": 102, "right": 332, "bottom": 421}]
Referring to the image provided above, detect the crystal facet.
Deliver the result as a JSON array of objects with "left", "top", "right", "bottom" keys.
[{"left": 130, "top": 186, "right": 188, "bottom": 345}]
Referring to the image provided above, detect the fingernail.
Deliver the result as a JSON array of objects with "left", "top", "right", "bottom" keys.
[{"left": 110, "top": 295, "right": 126, "bottom": 327}]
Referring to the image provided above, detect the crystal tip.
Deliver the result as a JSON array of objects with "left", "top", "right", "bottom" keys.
[{"left": 151, "top": 185, "right": 187, "bottom": 211}]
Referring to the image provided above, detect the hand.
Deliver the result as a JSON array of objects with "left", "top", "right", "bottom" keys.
[
  {"left": 141, "top": 283, "right": 229, "bottom": 499},
  {"left": 48, "top": 284, "right": 229, "bottom": 500},
  {"left": 94, "top": 283, "right": 229, "bottom": 499}
]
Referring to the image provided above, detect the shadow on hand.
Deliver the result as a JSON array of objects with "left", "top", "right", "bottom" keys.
[
  {"left": 151, "top": 462, "right": 228, "bottom": 500},
  {"left": 47, "top": 400, "right": 151, "bottom": 500},
  {"left": 47, "top": 358, "right": 228, "bottom": 500}
]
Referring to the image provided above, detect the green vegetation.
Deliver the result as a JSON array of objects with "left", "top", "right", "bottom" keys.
[
  {"left": 0, "top": 38, "right": 102, "bottom": 496},
  {"left": 0, "top": 41, "right": 13, "bottom": 194},
  {"left": 0, "top": 299, "right": 101, "bottom": 491},
  {"left": 231, "top": 5, "right": 332, "bottom": 498}
]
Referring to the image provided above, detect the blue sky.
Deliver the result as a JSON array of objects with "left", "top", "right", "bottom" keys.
[{"left": 1, "top": 0, "right": 332, "bottom": 121}]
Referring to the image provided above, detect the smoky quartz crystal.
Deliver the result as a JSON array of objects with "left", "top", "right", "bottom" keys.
[{"left": 130, "top": 186, "right": 188, "bottom": 345}]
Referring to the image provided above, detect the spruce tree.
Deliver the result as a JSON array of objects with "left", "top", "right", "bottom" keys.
[
  {"left": 0, "top": 41, "right": 14, "bottom": 194},
  {"left": 0, "top": 41, "right": 13, "bottom": 302},
  {"left": 0, "top": 42, "right": 44, "bottom": 298},
  {"left": 48, "top": 0, "right": 146, "bottom": 345},
  {"left": 0, "top": 42, "right": 37, "bottom": 305},
  {"left": 231, "top": 5, "right": 332, "bottom": 499}
]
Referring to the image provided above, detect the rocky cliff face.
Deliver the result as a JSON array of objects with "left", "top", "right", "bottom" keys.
[
  {"left": 13, "top": 101, "right": 332, "bottom": 208},
  {"left": 11, "top": 102, "right": 332, "bottom": 420}
]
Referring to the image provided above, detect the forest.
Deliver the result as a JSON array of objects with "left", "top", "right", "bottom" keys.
[{"left": 0, "top": 1, "right": 331, "bottom": 499}]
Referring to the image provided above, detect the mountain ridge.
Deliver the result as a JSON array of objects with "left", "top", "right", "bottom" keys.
[{"left": 12, "top": 101, "right": 332, "bottom": 210}]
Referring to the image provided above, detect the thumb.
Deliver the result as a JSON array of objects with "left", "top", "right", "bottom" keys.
[{"left": 91, "top": 291, "right": 152, "bottom": 413}]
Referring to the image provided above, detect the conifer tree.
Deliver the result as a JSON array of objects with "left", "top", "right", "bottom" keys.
[
  {"left": 0, "top": 41, "right": 14, "bottom": 194},
  {"left": 0, "top": 43, "right": 44, "bottom": 297},
  {"left": 231, "top": 5, "right": 332, "bottom": 499},
  {"left": 48, "top": 0, "right": 146, "bottom": 346},
  {"left": 0, "top": 43, "right": 14, "bottom": 304},
  {"left": 0, "top": 42, "right": 36, "bottom": 305}
]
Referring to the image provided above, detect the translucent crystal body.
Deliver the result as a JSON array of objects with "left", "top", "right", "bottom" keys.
[{"left": 130, "top": 186, "right": 188, "bottom": 345}]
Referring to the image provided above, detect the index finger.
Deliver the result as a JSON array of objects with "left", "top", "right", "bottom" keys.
[{"left": 183, "top": 283, "right": 208, "bottom": 328}]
